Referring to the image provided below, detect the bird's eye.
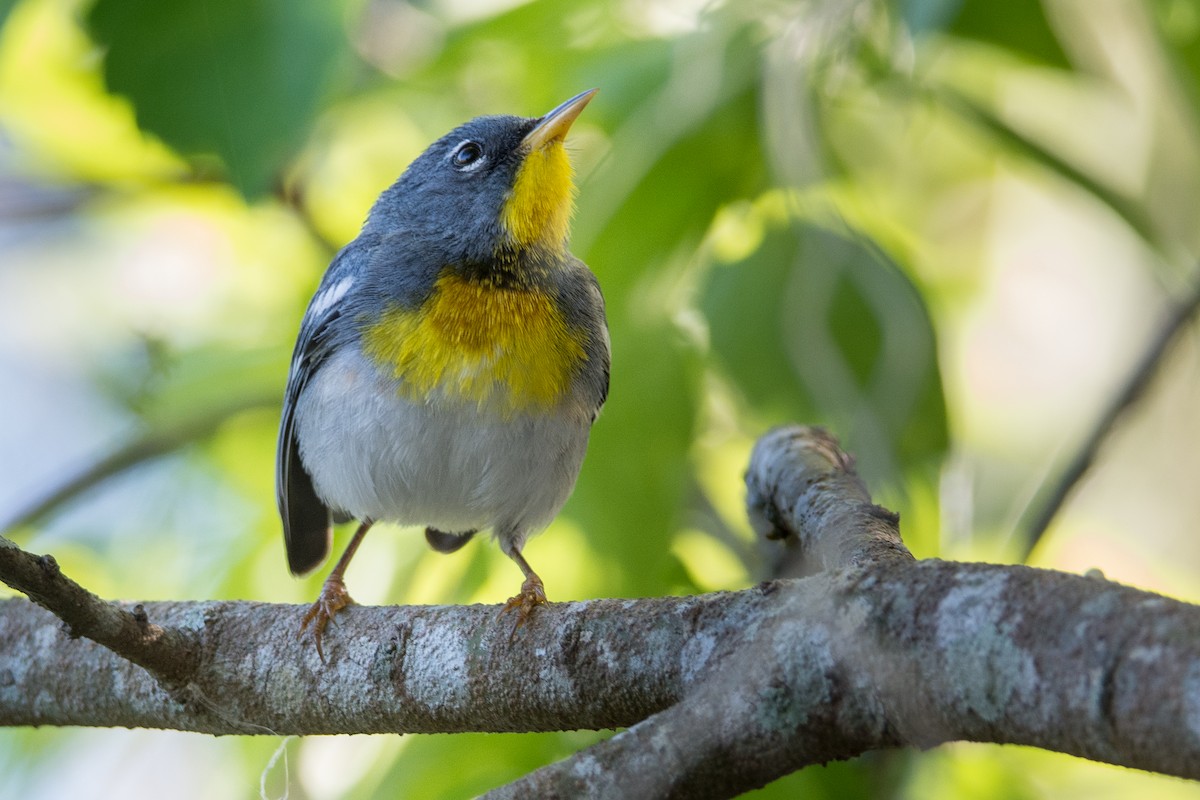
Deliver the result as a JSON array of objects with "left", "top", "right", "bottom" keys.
[{"left": 451, "top": 141, "right": 484, "bottom": 169}]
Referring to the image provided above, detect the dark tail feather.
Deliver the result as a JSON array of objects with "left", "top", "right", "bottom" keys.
[
  {"left": 280, "top": 435, "right": 332, "bottom": 575},
  {"left": 425, "top": 528, "right": 477, "bottom": 554}
]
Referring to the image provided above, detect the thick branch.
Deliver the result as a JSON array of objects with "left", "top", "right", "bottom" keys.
[
  {"left": 485, "top": 563, "right": 1200, "bottom": 797},
  {"left": 3, "top": 425, "right": 1199, "bottom": 799},
  {"left": 0, "top": 592, "right": 755, "bottom": 734},
  {"left": 488, "top": 426, "right": 1200, "bottom": 796},
  {"left": 5, "top": 564, "right": 1196, "bottom": 785}
]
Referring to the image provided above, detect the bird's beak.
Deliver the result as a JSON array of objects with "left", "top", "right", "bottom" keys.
[{"left": 523, "top": 88, "right": 598, "bottom": 151}]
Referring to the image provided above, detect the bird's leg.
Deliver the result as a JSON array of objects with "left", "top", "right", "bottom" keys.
[
  {"left": 500, "top": 545, "right": 547, "bottom": 635},
  {"left": 300, "top": 518, "right": 373, "bottom": 660}
]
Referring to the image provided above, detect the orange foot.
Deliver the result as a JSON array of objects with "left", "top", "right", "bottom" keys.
[
  {"left": 501, "top": 573, "right": 547, "bottom": 637},
  {"left": 299, "top": 577, "right": 355, "bottom": 661}
]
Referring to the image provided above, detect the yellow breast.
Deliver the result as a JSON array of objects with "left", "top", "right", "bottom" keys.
[{"left": 361, "top": 271, "right": 586, "bottom": 413}]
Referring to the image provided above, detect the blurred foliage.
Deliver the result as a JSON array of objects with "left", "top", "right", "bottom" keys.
[
  {"left": 2, "top": 0, "right": 1200, "bottom": 798},
  {"left": 86, "top": 0, "right": 354, "bottom": 197},
  {"left": 934, "top": 0, "right": 1071, "bottom": 67},
  {"left": 702, "top": 218, "right": 946, "bottom": 485}
]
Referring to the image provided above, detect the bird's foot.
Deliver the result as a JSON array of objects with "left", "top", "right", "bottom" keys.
[
  {"left": 501, "top": 573, "right": 547, "bottom": 637},
  {"left": 299, "top": 577, "right": 355, "bottom": 661}
]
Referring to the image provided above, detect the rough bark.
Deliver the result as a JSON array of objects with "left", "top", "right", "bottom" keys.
[{"left": 1, "top": 425, "right": 1198, "bottom": 798}]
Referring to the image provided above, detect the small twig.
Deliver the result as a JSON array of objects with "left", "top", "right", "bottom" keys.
[
  {"left": 273, "top": 178, "right": 343, "bottom": 256},
  {"left": 745, "top": 426, "right": 913, "bottom": 575},
  {"left": 1018, "top": 276, "right": 1200, "bottom": 561},
  {"left": 0, "top": 535, "right": 198, "bottom": 693}
]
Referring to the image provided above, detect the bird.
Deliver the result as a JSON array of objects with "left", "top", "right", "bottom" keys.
[{"left": 275, "top": 89, "right": 609, "bottom": 657}]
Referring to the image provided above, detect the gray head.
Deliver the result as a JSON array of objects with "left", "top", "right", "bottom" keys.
[{"left": 362, "top": 90, "right": 598, "bottom": 269}]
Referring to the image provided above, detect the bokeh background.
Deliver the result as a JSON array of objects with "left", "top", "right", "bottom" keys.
[{"left": 2, "top": 0, "right": 1200, "bottom": 797}]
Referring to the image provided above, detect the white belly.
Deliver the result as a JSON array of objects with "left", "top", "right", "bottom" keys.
[{"left": 293, "top": 346, "right": 591, "bottom": 542}]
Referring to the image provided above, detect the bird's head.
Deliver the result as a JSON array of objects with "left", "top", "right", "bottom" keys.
[{"left": 366, "top": 89, "right": 597, "bottom": 269}]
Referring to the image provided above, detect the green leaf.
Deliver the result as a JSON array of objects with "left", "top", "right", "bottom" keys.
[
  {"left": 579, "top": 50, "right": 767, "bottom": 281},
  {"left": 900, "top": 0, "right": 1071, "bottom": 69},
  {"left": 0, "top": 0, "right": 18, "bottom": 34},
  {"left": 86, "top": 0, "right": 351, "bottom": 198},
  {"left": 944, "top": 0, "right": 1072, "bottom": 69},
  {"left": 376, "top": 731, "right": 610, "bottom": 799},
  {"left": 565, "top": 320, "right": 704, "bottom": 597},
  {"left": 1151, "top": 0, "right": 1200, "bottom": 114},
  {"left": 703, "top": 224, "right": 816, "bottom": 420},
  {"left": 559, "top": 24, "right": 767, "bottom": 597}
]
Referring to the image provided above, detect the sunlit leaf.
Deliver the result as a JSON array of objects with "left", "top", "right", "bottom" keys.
[
  {"left": 558, "top": 23, "right": 768, "bottom": 597},
  {"left": 376, "top": 731, "right": 609, "bottom": 799}
]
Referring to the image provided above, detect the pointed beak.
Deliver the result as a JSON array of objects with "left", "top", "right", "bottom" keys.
[{"left": 523, "top": 88, "right": 598, "bottom": 151}]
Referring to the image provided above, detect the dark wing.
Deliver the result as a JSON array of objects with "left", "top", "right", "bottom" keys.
[
  {"left": 590, "top": 313, "right": 610, "bottom": 422},
  {"left": 275, "top": 247, "right": 360, "bottom": 575},
  {"left": 557, "top": 259, "right": 610, "bottom": 420}
]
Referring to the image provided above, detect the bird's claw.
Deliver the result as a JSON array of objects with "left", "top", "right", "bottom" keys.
[
  {"left": 501, "top": 574, "right": 547, "bottom": 638},
  {"left": 300, "top": 577, "right": 355, "bottom": 661}
]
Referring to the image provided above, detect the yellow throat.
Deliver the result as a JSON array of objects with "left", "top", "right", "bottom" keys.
[
  {"left": 500, "top": 88, "right": 596, "bottom": 250},
  {"left": 500, "top": 140, "right": 575, "bottom": 250}
]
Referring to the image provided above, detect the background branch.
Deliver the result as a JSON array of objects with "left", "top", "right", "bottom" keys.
[
  {"left": 1019, "top": 274, "right": 1200, "bottom": 560},
  {"left": 0, "top": 393, "right": 276, "bottom": 533}
]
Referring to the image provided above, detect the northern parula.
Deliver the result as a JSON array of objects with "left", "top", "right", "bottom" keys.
[{"left": 276, "top": 89, "right": 609, "bottom": 656}]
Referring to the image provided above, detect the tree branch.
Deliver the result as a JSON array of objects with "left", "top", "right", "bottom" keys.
[
  {"left": 483, "top": 428, "right": 1200, "bottom": 796},
  {"left": 745, "top": 425, "right": 913, "bottom": 573},
  {"left": 0, "top": 536, "right": 197, "bottom": 693},
  {"left": 2, "top": 426, "right": 1199, "bottom": 798},
  {"left": 4, "top": 561, "right": 1199, "bottom": 781}
]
